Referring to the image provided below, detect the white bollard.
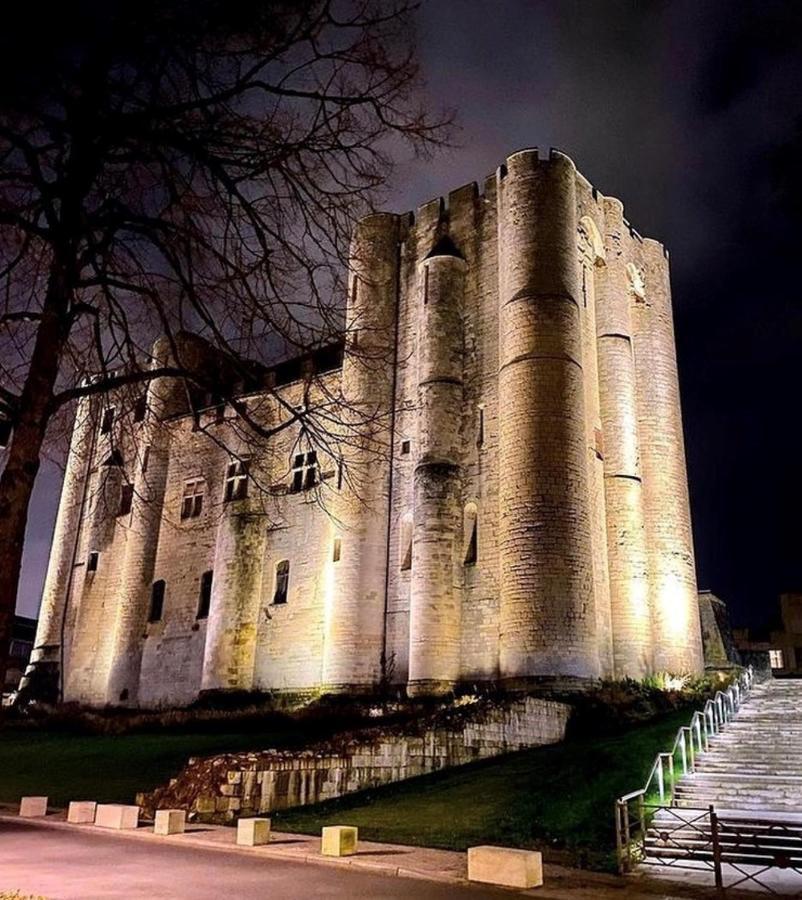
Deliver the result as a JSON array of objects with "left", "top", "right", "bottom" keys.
[
  {"left": 94, "top": 804, "right": 140, "bottom": 830},
  {"left": 67, "top": 801, "right": 97, "bottom": 824},
  {"left": 236, "top": 817, "right": 271, "bottom": 847},
  {"left": 467, "top": 846, "right": 544, "bottom": 889},
  {"left": 19, "top": 797, "right": 48, "bottom": 818},
  {"left": 321, "top": 825, "right": 358, "bottom": 857},
  {"left": 154, "top": 809, "right": 186, "bottom": 836}
]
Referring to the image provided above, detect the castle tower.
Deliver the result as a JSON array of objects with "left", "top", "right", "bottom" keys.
[
  {"left": 104, "top": 337, "right": 184, "bottom": 704},
  {"left": 496, "top": 149, "right": 600, "bottom": 685},
  {"left": 23, "top": 393, "right": 97, "bottom": 694},
  {"left": 595, "top": 199, "right": 653, "bottom": 677},
  {"left": 321, "top": 213, "right": 402, "bottom": 692},
  {"left": 407, "top": 240, "right": 466, "bottom": 696},
  {"left": 633, "top": 242, "right": 703, "bottom": 673}
]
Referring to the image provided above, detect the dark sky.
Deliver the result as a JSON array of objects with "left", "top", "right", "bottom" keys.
[{"left": 17, "top": 0, "right": 802, "bottom": 630}]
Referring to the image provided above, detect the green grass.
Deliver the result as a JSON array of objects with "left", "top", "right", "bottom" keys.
[
  {"left": 0, "top": 708, "right": 690, "bottom": 870},
  {"left": 271, "top": 710, "right": 691, "bottom": 869},
  {"left": 0, "top": 725, "right": 307, "bottom": 808}
]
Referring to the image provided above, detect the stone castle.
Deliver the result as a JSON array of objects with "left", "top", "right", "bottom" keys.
[{"left": 30, "top": 149, "right": 703, "bottom": 708}]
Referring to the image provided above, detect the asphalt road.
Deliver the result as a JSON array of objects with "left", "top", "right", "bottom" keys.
[{"left": 0, "top": 819, "right": 512, "bottom": 899}]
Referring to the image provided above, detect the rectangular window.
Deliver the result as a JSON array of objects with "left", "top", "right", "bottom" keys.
[
  {"left": 87, "top": 551, "right": 99, "bottom": 572},
  {"left": 289, "top": 451, "right": 318, "bottom": 493},
  {"left": 400, "top": 439, "right": 411, "bottom": 456},
  {"left": 181, "top": 478, "right": 205, "bottom": 519},
  {"left": 149, "top": 580, "right": 165, "bottom": 622},
  {"left": 0, "top": 419, "right": 11, "bottom": 448},
  {"left": 273, "top": 560, "right": 290, "bottom": 605},
  {"left": 477, "top": 406, "right": 485, "bottom": 447},
  {"left": 141, "top": 446, "right": 150, "bottom": 474},
  {"left": 769, "top": 649, "right": 784, "bottom": 669},
  {"left": 133, "top": 396, "right": 147, "bottom": 423},
  {"left": 118, "top": 484, "right": 134, "bottom": 517},
  {"left": 100, "top": 407, "right": 115, "bottom": 434},
  {"left": 197, "top": 570, "right": 213, "bottom": 619},
  {"left": 224, "top": 458, "right": 249, "bottom": 502},
  {"left": 333, "top": 537, "right": 342, "bottom": 563}
]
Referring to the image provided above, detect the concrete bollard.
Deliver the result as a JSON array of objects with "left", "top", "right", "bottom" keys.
[
  {"left": 67, "top": 801, "right": 97, "bottom": 824},
  {"left": 154, "top": 809, "right": 186, "bottom": 836},
  {"left": 19, "top": 796, "right": 48, "bottom": 818},
  {"left": 467, "top": 846, "right": 543, "bottom": 889},
  {"left": 94, "top": 804, "right": 140, "bottom": 830},
  {"left": 236, "top": 817, "right": 271, "bottom": 847},
  {"left": 321, "top": 825, "right": 358, "bottom": 857}
]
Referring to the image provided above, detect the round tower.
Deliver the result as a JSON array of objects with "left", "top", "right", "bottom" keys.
[
  {"left": 104, "top": 336, "right": 184, "bottom": 704},
  {"left": 23, "top": 393, "right": 96, "bottom": 696},
  {"left": 496, "top": 149, "right": 600, "bottom": 685},
  {"left": 407, "top": 242, "right": 466, "bottom": 696},
  {"left": 595, "top": 198, "right": 653, "bottom": 678},
  {"left": 321, "top": 213, "right": 401, "bottom": 692},
  {"left": 633, "top": 241, "right": 703, "bottom": 673}
]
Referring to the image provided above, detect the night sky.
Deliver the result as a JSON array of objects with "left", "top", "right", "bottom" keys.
[{"left": 17, "top": 0, "right": 802, "bottom": 631}]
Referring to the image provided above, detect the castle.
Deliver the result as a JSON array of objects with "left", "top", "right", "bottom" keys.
[{"left": 30, "top": 149, "right": 704, "bottom": 708}]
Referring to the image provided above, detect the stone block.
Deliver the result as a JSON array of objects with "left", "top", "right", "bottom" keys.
[
  {"left": 237, "top": 817, "right": 271, "bottom": 846},
  {"left": 94, "top": 804, "right": 140, "bottom": 830},
  {"left": 19, "top": 796, "right": 47, "bottom": 818},
  {"left": 467, "top": 846, "right": 543, "bottom": 889},
  {"left": 67, "top": 801, "right": 97, "bottom": 824},
  {"left": 154, "top": 809, "right": 186, "bottom": 835},
  {"left": 321, "top": 825, "right": 358, "bottom": 857}
]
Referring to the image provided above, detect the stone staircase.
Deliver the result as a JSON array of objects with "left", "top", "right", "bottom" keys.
[{"left": 644, "top": 679, "right": 802, "bottom": 872}]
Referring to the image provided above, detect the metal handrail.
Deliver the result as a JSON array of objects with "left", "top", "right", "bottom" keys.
[{"left": 615, "top": 666, "right": 754, "bottom": 872}]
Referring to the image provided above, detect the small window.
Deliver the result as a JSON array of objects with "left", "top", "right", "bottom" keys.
[
  {"left": 133, "top": 395, "right": 147, "bottom": 423},
  {"left": 224, "top": 458, "right": 249, "bottom": 502},
  {"left": 197, "top": 570, "right": 213, "bottom": 619},
  {"left": 100, "top": 407, "right": 115, "bottom": 434},
  {"left": 289, "top": 451, "right": 318, "bottom": 493},
  {"left": 149, "top": 580, "right": 165, "bottom": 622},
  {"left": 400, "top": 440, "right": 411, "bottom": 456},
  {"left": 333, "top": 537, "right": 342, "bottom": 563},
  {"left": 273, "top": 560, "right": 290, "bottom": 605},
  {"left": 181, "top": 478, "right": 205, "bottom": 519},
  {"left": 769, "top": 649, "right": 784, "bottom": 669},
  {"left": 118, "top": 484, "right": 134, "bottom": 517},
  {"left": 464, "top": 504, "right": 478, "bottom": 566},
  {"left": 141, "top": 446, "right": 150, "bottom": 474},
  {"left": 477, "top": 406, "right": 485, "bottom": 447},
  {"left": 399, "top": 516, "right": 413, "bottom": 571},
  {"left": 87, "top": 551, "right": 99, "bottom": 572},
  {"left": 0, "top": 419, "right": 11, "bottom": 449}
]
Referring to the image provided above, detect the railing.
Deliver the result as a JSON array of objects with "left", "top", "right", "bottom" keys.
[{"left": 615, "top": 666, "right": 754, "bottom": 874}]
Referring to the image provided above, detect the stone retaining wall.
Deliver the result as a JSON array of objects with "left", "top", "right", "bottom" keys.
[{"left": 140, "top": 696, "right": 570, "bottom": 820}]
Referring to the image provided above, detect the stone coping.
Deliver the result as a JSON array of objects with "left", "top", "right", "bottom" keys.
[{"left": 0, "top": 809, "right": 762, "bottom": 899}]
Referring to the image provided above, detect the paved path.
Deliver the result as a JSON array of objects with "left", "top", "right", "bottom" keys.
[{"left": 0, "top": 818, "right": 506, "bottom": 900}]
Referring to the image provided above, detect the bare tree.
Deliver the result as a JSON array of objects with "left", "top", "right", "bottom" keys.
[{"left": 0, "top": 0, "right": 449, "bottom": 692}]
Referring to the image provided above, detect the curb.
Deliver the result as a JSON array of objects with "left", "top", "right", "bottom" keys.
[{"left": 0, "top": 813, "right": 467, "bottom": 887}]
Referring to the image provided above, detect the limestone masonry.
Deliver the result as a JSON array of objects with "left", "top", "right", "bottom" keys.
[{"left": 30, "top": 148, "right": 704, "bottom": 707}]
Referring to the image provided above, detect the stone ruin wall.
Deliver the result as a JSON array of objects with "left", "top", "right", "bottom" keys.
[{"left": 140, "top": 696, "right": 570, "bottom": 820}]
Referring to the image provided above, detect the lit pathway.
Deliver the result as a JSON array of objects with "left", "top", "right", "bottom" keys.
[{"left": 0, "top": 814, "right": 757, "bottom": 899}]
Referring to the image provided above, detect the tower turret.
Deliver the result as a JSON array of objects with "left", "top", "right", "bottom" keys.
[
  {"left": 496, "top": 149, "right": 600, "bottom": 685},
  {"left": 321, "top": 213, "right": 402, "bottom": 691},
  {"left": 407, "top": 239, "right": 466, "bottom": 696}
]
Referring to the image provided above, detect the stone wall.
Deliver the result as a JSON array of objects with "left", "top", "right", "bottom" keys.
[{"left": 140, "top": 696, "right": 570, "bottom": 819}]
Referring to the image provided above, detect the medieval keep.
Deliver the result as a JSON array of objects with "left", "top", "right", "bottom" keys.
[{"left": 29, "top": 149, "right": 704, "bottom": 707}]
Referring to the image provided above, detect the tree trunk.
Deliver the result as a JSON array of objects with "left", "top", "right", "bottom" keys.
[{"left": 0, "top": 263, "right": 72, "bottom": 696}]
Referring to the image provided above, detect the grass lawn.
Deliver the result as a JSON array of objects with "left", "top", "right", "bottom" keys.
[
  {"left": 0, "top": 708, "right": 689, "bottom": 870},
  {"left": 272, "top": 710, "right": 690, "bottom": 870},
  {"left": 0, "top": 725, "right": 308, "bottom": 809}
]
